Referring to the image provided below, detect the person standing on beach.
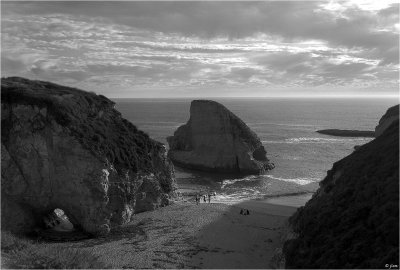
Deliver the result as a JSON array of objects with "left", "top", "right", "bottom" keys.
[
  {"left": 203, "top": 195, "right": 206, "bottom": 203},
  {"left": 207, "top": 193, "right": 211, "bottom": 203}
]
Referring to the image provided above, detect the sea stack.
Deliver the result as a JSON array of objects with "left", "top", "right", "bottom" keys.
[
  {"left": 1, "top": 77, "right": 176, "bottom": 236},
  {"left": 167, "top": 100, "right": 274, "bottom": 174}
]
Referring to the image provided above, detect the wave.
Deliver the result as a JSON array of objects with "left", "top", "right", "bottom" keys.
[
  {"left": 262, "top": 137, "right": 371, "bottom": 144},
  {"left": 266, "top": 175, "right": 319, "bottom": 185},
  {"left": 212, "top": 190, "right": 315, "bottom": 205},
  {"left": 249, "top": 123, "right": 316, "bottom": 127},
  {"left": 213, "top": 189, "right": 263, "bottom": 204},
  {"left": 286, "top": 137, "right": 368, "bottom": 143},
  {"left": 220, "top": 175, "right": 260, "bottom": 189},
  {"left": 260, "top": 191, "right": 314, "bottom": 199},
  {"left": 136, "top": 121, "right": 182, "bottom": 124},
  {"left": 220, "top": 174, "right": 319, "bottom": 188}
]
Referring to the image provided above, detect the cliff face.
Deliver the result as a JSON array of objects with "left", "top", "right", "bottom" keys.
[
  {"left": 375, "top": 104, "right": 399, "bottom": 137},
  {"left": 167, "top": 100, "right": 274, "bottom": 174},
  {"left": 1, "top": 77, "right": 176, "bottom": 236},
  {"left": 283, "top": 117, "right": 399, "bottom": 268}
]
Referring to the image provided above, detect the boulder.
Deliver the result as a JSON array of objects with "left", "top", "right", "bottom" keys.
[
  {"left": 375, "top": 104, "right": 399, "bottom": 137},
  {"left": 167, "top": 100, "right": 274, "bottom": 174},
  {"left": 1, "top": 77, "right": 176, "bottom": 236}
]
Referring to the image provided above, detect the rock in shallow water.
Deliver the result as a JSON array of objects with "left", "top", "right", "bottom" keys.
[
  {"left": 316, "top": 129, "right": 374, "bottom": 137},
  {"left": 1, "top": 77, "right": 176, "bottom": 236},
  {"left": 167, "top": 100, "right": 274, "bottom": 174}
]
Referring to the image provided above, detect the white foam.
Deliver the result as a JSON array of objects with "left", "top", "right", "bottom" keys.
[
  {"left": 220, "top": 175, "right": 259, "bottom": 188},
  {"left": 267, "top": 175, "right": 319, "bottom": 185},
  {"left": 286, "top": 137, "right": 371, "bottom": 143},
  {"left": 261, "top": 140, "right": 287, "bottom": 144},
  {"left": 250, "top": 123, "right": 315, "bottom": 127},
  {"left": 212, "top": 189, "right": 262, "bottom": 204},
  {"left": 262, "top": 137, "right": 371, "bottom": 144}
]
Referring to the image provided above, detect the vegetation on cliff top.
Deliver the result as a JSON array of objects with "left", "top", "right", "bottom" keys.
[
  {"left": 284, "top": 121, "right": 399, "bottom": 268},
  {"left": 1, "top": 77, "right": 163, "bottom": 175}
]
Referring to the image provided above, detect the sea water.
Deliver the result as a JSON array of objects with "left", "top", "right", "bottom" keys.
[{"left": 114, "top": 98, "right": 397, "bottom": 207}]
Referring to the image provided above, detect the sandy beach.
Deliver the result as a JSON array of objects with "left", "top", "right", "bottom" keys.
[{"left": 42, "top": 199, "right": 297, "bottom": 269}]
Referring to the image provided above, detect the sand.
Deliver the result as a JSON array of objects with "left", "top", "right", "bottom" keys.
[{"left": 45, "top": 200, "right": 297, "bottom": 269}]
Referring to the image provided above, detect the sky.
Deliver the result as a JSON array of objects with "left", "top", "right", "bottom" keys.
[{"left": 1, "top": 1, "right": 399, "bottom": 98}]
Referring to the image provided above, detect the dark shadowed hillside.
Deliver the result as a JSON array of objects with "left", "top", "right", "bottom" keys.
[
  {"left": 2, "top": 77, "right": 164, "bottom": 175},
  {"left": 284, "top": 121, "right": 399, "bottom": 269},
  {"left": 2, "top": 77, "right": 175, "bottom": 236}
]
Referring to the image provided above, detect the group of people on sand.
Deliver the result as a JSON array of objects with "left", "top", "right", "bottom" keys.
[
  {"left": 195, "top": 192, "right": 215, "bottom": 205},
  {"left": 240, "top": 209, "right": 250, "bottom": 215}
]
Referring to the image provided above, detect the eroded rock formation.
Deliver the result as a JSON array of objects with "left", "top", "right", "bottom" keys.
[
  {"left": 375, "top": 104, "right": 399, "bottom": 137},
  {"left": 1, "top": 77, "right": 176, "bottom": 236},
  {"left": 283, "top": 108, "right": 399, "bottom": 268},
  {"left": 167, "top": 100, "right": 274, "bottom": 174}
]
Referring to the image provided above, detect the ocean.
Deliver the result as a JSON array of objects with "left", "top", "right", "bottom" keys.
[{"left": 114, "top": 98, "right": 397, "bottom": 207}]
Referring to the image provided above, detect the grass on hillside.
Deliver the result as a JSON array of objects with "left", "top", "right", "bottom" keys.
[{"left": 1, "top": 231, "right": 109, "bottom": 269}]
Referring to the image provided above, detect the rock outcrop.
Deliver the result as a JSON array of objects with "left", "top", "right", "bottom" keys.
[
  {"left": 167, "top": 100, "right": 274, "bottom": 174},
  {"left": 375, "top": 104, "right": 399, "bottom": 137},
  {"left": 316, "top": 129, "right": 375, "bottom": 137},
  {"left": 283, "top": 109, "right": 399, "bottom": 268},
  {"left": 1, "top": 77, "right": 176, "bottom": 236}
]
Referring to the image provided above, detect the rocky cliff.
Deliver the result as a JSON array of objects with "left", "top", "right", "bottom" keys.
[
  {"left": 167, "top": 100, "right": 274, "bottom": 174},
  {"left": 283, "top": 111, "right": 399, "bottom": 268},
  {"left": 1, "top": 77, "right": 176, "bottom": 236},
  {"left": 375, "top": 104, "right": 399, "bottom": 137}
]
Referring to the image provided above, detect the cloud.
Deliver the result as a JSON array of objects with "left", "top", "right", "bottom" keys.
[
  {"left": 249, "top": 50, "right": 388, "bottom": 86},
  {"left": 1, "top": 56, "right": 26, "bottom": 75},
  {"left": 253, "top": 52, "right": 312, "bottom": 70},
  {"left": 111, "top": 41, "right": 244, "bottom": 54},
  {"left": 318, "top": 62, "right": 373, "bottom": 78},
  {"left": 4, "top": 2, "right": 397, "bottom": 45},
  {"left": 4, "top": 1, "right": 398, "bottom": 66},
  {"left": 1, "top": 1, "right": 398, "bottom": 97},
  {"left": 30, "top": 59, "right": 88, "bottom": 82}
]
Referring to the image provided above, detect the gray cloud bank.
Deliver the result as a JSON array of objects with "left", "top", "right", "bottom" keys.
[{"left": 1, "top": 1, "right": 399, "bottom": 97}]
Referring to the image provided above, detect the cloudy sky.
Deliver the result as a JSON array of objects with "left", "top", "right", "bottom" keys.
[{"left": 1, "top": 1, "right": 399, "bottom": 98}]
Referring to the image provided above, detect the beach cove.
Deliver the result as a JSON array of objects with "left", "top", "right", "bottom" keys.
[{"left": 33, "top": 198, "right": 296, "bottom": 269}]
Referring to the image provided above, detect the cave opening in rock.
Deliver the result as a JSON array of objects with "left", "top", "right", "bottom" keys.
[{"left": 43, "top": 208, "right": 75, "bottom": 232}]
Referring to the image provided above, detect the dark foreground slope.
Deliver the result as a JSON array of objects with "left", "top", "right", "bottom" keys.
[
  {"left": 284, "top": 121, "right": 399, "bottom": 268},
  {"left": 1, "top": 77, "right": 176, "bottom": 236}
]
